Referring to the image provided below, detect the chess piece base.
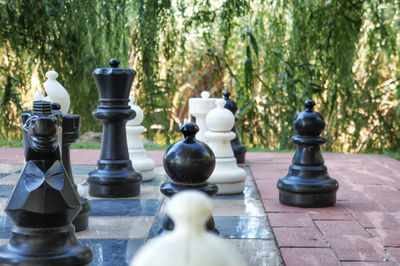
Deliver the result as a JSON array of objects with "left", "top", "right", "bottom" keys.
[
  {"left": 277, "top": 165, "right": 339, "bottom": 207},
  {"left": 0, "top": 225, "right": 92, "bottom": 266},
  {"left": 129, "top": 149, "right": 155, "bottom": 182},
  {"left": 72, "top": 197, "right": 91, "bottom": 232},
  {"left": 208, "top": 157, "right": 246, "bottom": 195},
  {"left": 159, "top": 182, "right": 219, "bottom": 234},
  {"left": 88, "top": 160, "right": 141, "bottom": 198}
]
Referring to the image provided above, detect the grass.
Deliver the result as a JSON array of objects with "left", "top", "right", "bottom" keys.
[
  {"left": 0, "top": 139, "right": 398, "bottom": 159},
  {"left": 0, "top": 139, "right": 167, "bottom": 150}
]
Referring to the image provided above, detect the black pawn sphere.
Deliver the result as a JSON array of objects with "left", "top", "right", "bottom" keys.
[
  {"left": 277, "top": 100, "right": 339, "bottom": 207},
  {"left": 88, "top": 59, "right": 142, "bottom": 198},
  {"left": 160, "top": 122, "right": 219, "bottom": 234},
  {"left": 223, "top": 91, "right": 247, "bottom": 163},
  {"left": 0, "top": 101, "right": 92, "bottom": 265},
  {"left": 62, "top": 114, "right": 91, "bottom": 231}
]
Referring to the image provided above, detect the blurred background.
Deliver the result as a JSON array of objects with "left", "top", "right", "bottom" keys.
[{"left": 0, "top": 0, "right": 399, "bottom": 154}]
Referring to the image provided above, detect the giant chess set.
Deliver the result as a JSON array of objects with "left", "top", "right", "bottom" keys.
[{"left": 0, "top": 59, "right": 337, "bottom": 265}]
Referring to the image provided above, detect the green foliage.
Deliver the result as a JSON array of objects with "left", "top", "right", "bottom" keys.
[{"left": 0, "top": 0, "right": 399, "bottom": 152}]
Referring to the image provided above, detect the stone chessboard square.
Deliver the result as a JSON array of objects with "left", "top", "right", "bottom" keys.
[{"left": 0, "top": 164, "right": 282, "bottom": 266}]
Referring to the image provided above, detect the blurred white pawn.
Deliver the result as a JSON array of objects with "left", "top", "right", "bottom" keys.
[
  {"left": 130, "top": 191, "right": 247, "bottom": 266},
  {"left": 42, "top": 70, "right": 70, "bottom": 114},
  {"left": 126, "top": 96, "right": 155, "bottom": 181}
]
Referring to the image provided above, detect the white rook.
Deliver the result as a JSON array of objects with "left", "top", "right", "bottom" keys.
[{"left": 188, "top": 91, "right": 216, "bottom": 143}]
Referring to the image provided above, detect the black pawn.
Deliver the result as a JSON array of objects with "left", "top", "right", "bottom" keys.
[
  {"left": 160, "top": 122, "right": 219, "bottom": 234},
  {"left": 62, "top": 114, "right": 91, "bottom": 231},
  {"left": 277, "top": 99, "right": 339, "bottom": 207},
  {"left": 0, "top": 101, "right": 92, "bottom": 265},
  {"left": 88, "top": 58, "right": 142, "bottom": 198},
  {"left": 223, "top": 91, "right": 247, "bottom": 163}
]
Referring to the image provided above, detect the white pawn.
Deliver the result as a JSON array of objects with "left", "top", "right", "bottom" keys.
[
  {"left": 43, "top": 70, "right": 70, "bottom": 114},
  {"left": 188, "top": 91, "right": 216, "bottom": 143},
  {"left": 130, "top": 191, "right": 247, "bottom": 266},
  {"left": 205, "top": 99, "right": 246, "bottom": 194},
  {"left": 126, "top": 96, "right": 155, "bottom": 181}
]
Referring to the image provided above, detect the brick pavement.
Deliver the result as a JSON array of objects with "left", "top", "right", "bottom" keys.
[
  {"left": 1, "top": 147, "right": 400, "bottom": 265},
  {"left": 248, "top": 152, "right": 400, "bottom": 265}
]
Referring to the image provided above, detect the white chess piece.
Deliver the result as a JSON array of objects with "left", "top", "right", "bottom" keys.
[
  {"left": 130, "top": 191, "right": 247, "bottom": 266},
  {"left": 43, "top": 70, "right": 70, "bottom": 114},
  {"left": 205, "top": 99, "right": 246, "bottom": 194},
  {"left": 188, "top": 91, "right": 216, "bottom": 143},
  {"left": 126, "top": 96, "right": 155, "bottom": 181}
]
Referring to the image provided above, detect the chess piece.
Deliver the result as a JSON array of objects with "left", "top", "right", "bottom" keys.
[
  {"left": 277, "top": 99, "right": 339, "bottom": 207},
  {"left": 126, "top": 96, "right": 155, "bottom": 181},
  {"left": 88, "top": 59, "right": 142, "bottom": 198},
  {"left": 188, "top": 91, "right": 216, "bottom": 142},
  {"left": 223, "top": 91, "right": 247, "bottom": 163},
  {"left": 160, "top": 122, "right": 218, "bottom": 234},
  {"left": 0, "top": 101, "right": 92, "bottom": 265},
  {"left": 131, "top": 191, "right": 247, "bottom": 266},
  {"left": 40, "top": 70, "right": 91, "bottom": 231},
  {"left": 206, "top": 99, "right": 246, "bottom": 194},
  {"left": 43, "top": 70, "right": 70, "bottom": 114}
]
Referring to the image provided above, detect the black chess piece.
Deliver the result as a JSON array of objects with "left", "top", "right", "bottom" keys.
[
  {"left": 0, "top": 101, "right": 92, "bottom": 265},
  {"left": 277, "top": 99, "right": 339, "bottom": 207},
  {"left": 223, "top": 91, "right": 247, "bottom": 163},
  {"left": 88, "top": 58, "right": 142, "bottom": 198},
  {"left": 160, "top": 122, "right": 219, "bottom": 234},
  {"left": 62, "top": 114, "right": 91, "bottom": 231}
]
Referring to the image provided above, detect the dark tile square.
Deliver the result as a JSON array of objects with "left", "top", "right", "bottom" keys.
[
  {"left": 72, "top": 166, "right": 96, "bottom": 175},
  {"left": 147, "top": 216, "right": 164, "bottom": 238},
  {"left": 0, "top": 216, "right": 13, "bottom": 239},
  {"left": 0, "top": 185, "right": 14, "bottom": 198},
  {"left": 141, "top": 175, "right": 167, "bottom": 186},
  {"left": 81, "top": 239, "right": 144, "bottom": 266},
  {"left": 89, "top": 199, "right": 162, "bottom": 216},
  {"left": 0, "top": 173, "right": 9, "bottom": 179},
  {"left": 214, "top": 216, "right": 272, "bottom": 239}
]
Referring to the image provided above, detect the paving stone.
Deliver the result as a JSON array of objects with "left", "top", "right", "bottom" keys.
[
  {"left": 387, "top": 247, "right": 400, "bottom": 263},
  {"left": 273, "top": 227, "right": 328, "bottom": 247},
  {"left": 315, "top": 220, "right": 370, "bottom": 238},
  {"left": 262, "top": 199, "right": 308, "bottom": 213},
  {"left": 280, "top": 248, "right": 340, "bottom": 266},
  {"left": 268, "top": 213, "right": 314, "bottom": 227},
  {"left": 307, "top": 203, "right": 353, "bottom": 220},
  {"left": 327, "top": 236, "right": 387, "bottom": 261},
  {"left": 255, "top": 179, "right": 279, "bottom": 200},
  {"left": 351, "top": 211, "right": 400, "bottom": 229},
  {"left": 367, "top": 229, "right": 400, "bottom": 247}
]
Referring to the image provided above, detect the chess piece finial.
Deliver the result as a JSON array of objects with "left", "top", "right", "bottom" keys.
[
  {"left": 43, "top": 70, "right": 70, "bottom": 114},
  {"left": 0, "top": 100, "right": 93, "bottom": 265},
  {"left": 126, "top": 96, "right": 155, "bottom": 182},
  {"left": 160, "top": 122, "right": 218, "bottom": 234},
  {"left": 109, "top": 58, "right": 120, "bottom": 68},
  {"left": 294, "top": 99, "right": 325, "bottom": 137},
  {"left": 181, "top": 122, "right": 198, "bottom": 142},
  {"left": 277, "top": 99, "right": 339, "bottom": 207},
  {"left": 130, "top": 191, "right": 247, "bottom": 266},
  {"left": 201, "top": 90, "right": 210, "bottom": 99},
  {"left": 205, "top": 99, "right": 246, "bottom": 194},
  {"left": 88, "top": 59, "right": 142, "bottom": 197}
]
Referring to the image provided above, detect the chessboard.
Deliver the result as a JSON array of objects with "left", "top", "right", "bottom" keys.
[{"left": 0, "top": 163, "right": 282, "bottom": 266}]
